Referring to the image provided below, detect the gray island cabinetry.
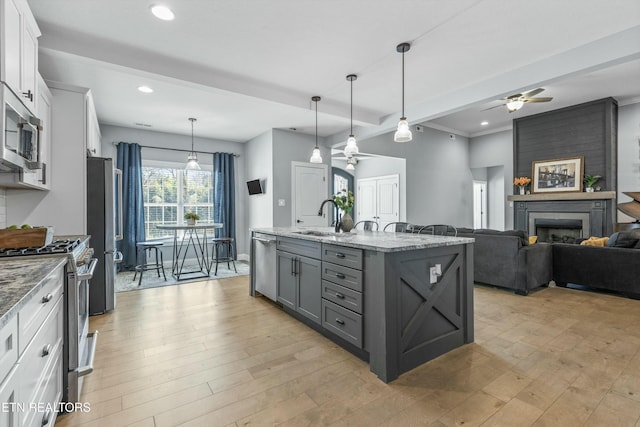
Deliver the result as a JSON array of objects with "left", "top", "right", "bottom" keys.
[
  {"left": 276, "top": 237, "right": 322, "bottom": 325},
  {"left": 250, "top": 227, "right": 475, "bottom": 383}
]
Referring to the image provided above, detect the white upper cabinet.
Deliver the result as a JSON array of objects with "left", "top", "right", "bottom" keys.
[{"left": 1, "top": 0, "right": 41, "bottom": 113}]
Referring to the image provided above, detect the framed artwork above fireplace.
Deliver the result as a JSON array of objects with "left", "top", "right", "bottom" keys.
[{"left": 532, "top": 156, "right": 583, "bottom": 193}]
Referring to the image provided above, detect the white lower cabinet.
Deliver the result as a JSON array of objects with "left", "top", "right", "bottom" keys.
[
  {"left": 0, "top": 365, "right": 20, "bottom": 427},
  {"left": 0, "top": 263, "right": 64, "bottom": 427}
]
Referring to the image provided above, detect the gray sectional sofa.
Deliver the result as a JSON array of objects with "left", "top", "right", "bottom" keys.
[
  {"left": 456, "top": 229, "right": 553, "bottom": 295},
  {"left": 552, "top": 229, "right": 640, "bottom": 299}
]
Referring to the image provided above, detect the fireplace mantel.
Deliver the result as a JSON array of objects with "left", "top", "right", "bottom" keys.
[
  {"left": 512, "top": 191, "right": 616, "bottom": 237},
  {"left": 507, "top": 191, "right": 616, "bottom": 202}
]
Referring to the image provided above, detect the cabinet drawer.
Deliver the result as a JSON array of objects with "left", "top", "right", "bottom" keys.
[
  {"left": 322, "top": 280, "right": 362, "bottom": 314},
  {"left": 322, "top": 300, "right": 362, "bottom": 348},
  {"left": 321, "top": 262, "right": 362, "bottom": 292},
  {"left": 322, "top": 244, "right": 362, "bottom": 270},
  {"left": 0, "top": 363, "right": 20, "bottom": 427},
  {"left": 22, "top": 350, "right": 62, "bottom": 427},
  {"left": 18, "top": 266, "right": 63, "bottom": 354},
  {"left": 277, "top": 237, "right": 321, "bottom": 259},
  {"left": 0, "top": 316, "right": 18, "bottom": 384},
  {"left": 19, "top": 296, "right": 63, "bottom": 409}
]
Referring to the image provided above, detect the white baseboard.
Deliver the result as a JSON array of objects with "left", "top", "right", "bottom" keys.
[{"left": 238, "top": 253, "right": 249, "bottom": 262}]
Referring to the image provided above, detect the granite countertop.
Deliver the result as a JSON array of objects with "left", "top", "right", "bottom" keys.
[
  {"left": 251, "top": 227, "right": 474, "bottom": 252},
  {"left": 0, "top": 256, "right": 67, "bottom": 328}
]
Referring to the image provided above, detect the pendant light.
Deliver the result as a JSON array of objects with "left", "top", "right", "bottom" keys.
[
  {"left": 309, "top": 96, "right": 323, "bottom": 163},
  {"left": 344, "top": 74, "right": 359, "bottom": 158},
  {"left": 394, "top": 42, "right": 412, "bottom": 143},
  {"left": 346, "top": 157, "right": 357, "bottom": 171},
  {"left": 185, "top": 117, "right": 201, "bottom": 171}
]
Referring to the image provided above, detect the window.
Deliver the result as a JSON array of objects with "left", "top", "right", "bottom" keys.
[{"left": 142, "top": 164, "right": 213, "bottom": 239}]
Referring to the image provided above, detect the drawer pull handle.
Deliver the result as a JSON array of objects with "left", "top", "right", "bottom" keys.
[
  {"left": 335, "top": 292, "right": 345, "bottom": 299},
  {"left": 335, "top": 318, "right": 345, "bottom": 325},
  {"left": 335, "top": 273, "right": 345, "bottom": 279},
  {"left": 42, "top": 293, "right": 53, "bottom": 303},
  {"left": 335, "top": 253, "right": 346, "bottom": 258},
  {"left": 42, "top": 344, "right": 51, "bottom": 357}
]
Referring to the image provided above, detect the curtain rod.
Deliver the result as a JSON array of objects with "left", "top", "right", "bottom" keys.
[{"left": 111, "top": 141, "right": 240, "bottom": 157}]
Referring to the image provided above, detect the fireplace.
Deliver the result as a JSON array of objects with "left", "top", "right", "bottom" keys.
[
  {"left": 529, "top": 212, "right": 590, "bottom": 243},
  {"left": 511, "top": 192, "right": 615, "bottom": 238}
]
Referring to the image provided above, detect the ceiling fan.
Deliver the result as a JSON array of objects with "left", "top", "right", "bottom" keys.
[{"left": 486, "top": 88, "right": 553, "bottom": 112}]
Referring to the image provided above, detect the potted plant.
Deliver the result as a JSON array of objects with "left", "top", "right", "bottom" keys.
[
  {"left": 184, "top": 211, "right": 200, "bottom": 226},
  {"left": 583, "top": 174, "right": 601, "bottom": 192},
  {"left": 332, "top": 189, "right": 355, "bottom": 232}
]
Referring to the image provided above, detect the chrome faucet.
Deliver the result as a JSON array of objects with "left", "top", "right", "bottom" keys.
[{"left": 318, "top": 199, "right": 341, "bottom": 232}]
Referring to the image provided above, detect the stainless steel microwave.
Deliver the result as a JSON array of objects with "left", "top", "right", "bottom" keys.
[{"left": 1, "top": 83, "right": 42, "bottom": 172}]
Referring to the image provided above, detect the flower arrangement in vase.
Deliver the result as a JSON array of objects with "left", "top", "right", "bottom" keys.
[
  {"left": 514, "top": 177, "right": 531, "bottom": 195},
  {"left": 332, "top": 189, "right": 355, "bottom": 232},
  {"left": 184, "top": 211, "right": 200, "bottom": 225}
]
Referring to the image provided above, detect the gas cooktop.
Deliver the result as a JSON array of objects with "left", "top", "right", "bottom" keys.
[{"left": 0, "top": 238, "right": 82, "bottom": 257}]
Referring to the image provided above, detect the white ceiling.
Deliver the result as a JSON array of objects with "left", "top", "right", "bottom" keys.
[{"left": 27, "top": 0, "right": 640, "bottom": 144}]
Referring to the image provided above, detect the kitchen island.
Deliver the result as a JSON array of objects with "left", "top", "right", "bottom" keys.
[{"left": 250, "top": 227, "right": 474, "bottom": 382}]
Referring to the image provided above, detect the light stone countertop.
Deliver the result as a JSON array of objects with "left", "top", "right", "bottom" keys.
[
  {"left": 0, "top": 256, "right": 67, "bottom": 328},
  {"left": 251, "top": 227, "right": 474, "bottom": 253}
]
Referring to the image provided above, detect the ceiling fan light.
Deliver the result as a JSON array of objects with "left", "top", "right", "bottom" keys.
[
  {"left": 346, "top": 162, "right": 355, "bottom": 171},
  {"left": 344, "top": 135, "right": 359, "bottom": 157},
  {"left": 506, "top": 99, "right": 524, "bottom": 112},
  {"left": 394, "top": 118, "right": 412, "bottom": 143},
  {"left": 310, "top": 147, "right": 323, "bottom": 163}
]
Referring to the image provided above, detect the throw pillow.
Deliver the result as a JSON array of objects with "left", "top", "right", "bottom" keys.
[
  {"left": 611, "top": 231, "right": 639, "bottom": 248},
  {"left": 529, "top": 236, "right": 538, "bottom": 244},
  {"left": 606, "top": 232, "right": 620, "bottom": 247},
  {"left": 580, "top": 236, "right": 609, "bottom": 247}
]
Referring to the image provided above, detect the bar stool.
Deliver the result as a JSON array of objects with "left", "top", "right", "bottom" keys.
[
  {"left": 133, "top": 241, "right": 166, "bottom": 286},
  {"left": 210, "top": 237, "right": 237, "bottom": 275}
]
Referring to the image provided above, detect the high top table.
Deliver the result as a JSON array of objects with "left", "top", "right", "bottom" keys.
[{"left": 156, "top": 223, "right": 222, "bottom": 280}]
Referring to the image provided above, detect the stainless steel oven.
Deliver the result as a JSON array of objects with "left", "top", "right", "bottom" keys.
[{"left": 65, "top": 249, "right": 98, "bottom": 403}]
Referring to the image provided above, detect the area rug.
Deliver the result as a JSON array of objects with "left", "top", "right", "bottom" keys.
[{"left": 115, "top": 261, "right": 250, "bottom": 292}]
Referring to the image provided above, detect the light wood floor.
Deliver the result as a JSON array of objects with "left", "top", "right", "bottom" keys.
[{"left": 55, "top": 277, "right": 640, "bottom": 427}]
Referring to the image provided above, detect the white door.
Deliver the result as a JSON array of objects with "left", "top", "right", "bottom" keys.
[
  {"left": 357, "top": 175, "right": 399, "bottom": 230},
  {"left": 357, "top": 179, "right": 377, "bottom": 222},
  {"left": 376, "top": 176, "right": 399, "bottom": 230},
  {"left": 292, "top": 162, "right": 328, "bottom": 227},
  {"left": 473, "top": 181, "right": 487, "bottom": 229}
]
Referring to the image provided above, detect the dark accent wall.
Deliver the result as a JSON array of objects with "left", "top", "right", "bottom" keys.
[{"left": 513, "top": 97, "right": 618, "bottom": 191}]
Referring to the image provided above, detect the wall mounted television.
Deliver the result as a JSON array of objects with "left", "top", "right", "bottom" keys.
[{"left": 246, "top": 179, "right": 264, "bottom": 195}]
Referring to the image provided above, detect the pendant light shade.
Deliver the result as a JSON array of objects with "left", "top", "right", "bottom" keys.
[
  {"left": 394, "top": 42, "right": 412, "bottom": 143},
  {"left": 185, "top": 118, "right": 201, "bottom": 171},
  {"left": 346, "top": 157, "right": 357, "bottom": 171},
  {"left": 343, "top": 74, "right": 359, "bottom": 158},
  {"left": 310, "top": 96, "right": 323, "bottom": 163}
]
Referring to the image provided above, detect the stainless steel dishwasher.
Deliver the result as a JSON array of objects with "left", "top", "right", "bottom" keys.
[{"left": 252, "top": 232, "right": 277, "bottom": 301}]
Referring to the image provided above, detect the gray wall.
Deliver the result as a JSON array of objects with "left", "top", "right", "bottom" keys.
[
  {"left": 245, "top": 130, "right": 274, "bottom": 236},
  {"left": 469, "top": 130, "right": 514, "bottom": 230},
  {"left": 487, "top": 166, "right": 505, "bottom": 230},
  {"left": 100, "top": 125, "right": 249, "bottom": 257},
  {"left": 271, "top": 129, "right": 330, "bottom": 227},
  {"left": 617, "top": 101, "right": 640, "bottom": 222},
  {"left": 357, "top": 126, "right": 472, "bottom": 227}
]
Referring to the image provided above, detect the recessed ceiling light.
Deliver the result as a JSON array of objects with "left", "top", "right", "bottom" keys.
[
  {"left": 481, "top": 121, "right": 489, "bottom": 126},
  {"left": 138, "top": 86, "right": 153, "bottom": 93},
  {"left": 150, "top": 5, "right": 175, "bottom": 21}
]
